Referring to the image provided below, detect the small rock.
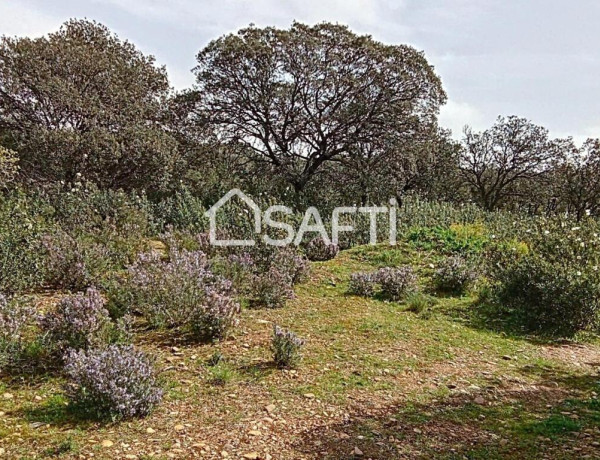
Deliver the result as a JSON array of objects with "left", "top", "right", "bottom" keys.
[
  {"left": 501, "top": 355, "right": 512, "bottom": 360},
  {"left": 125, "top": 455, "right": 137, "bottom": 459},
  {"left": 220, "top": 451, "right": 229, "bottom": 458},
  {"left": 249, "top": 430, "right": 261, "bottom": 436},
  {"left": 174, "top": 424, "right": 185, "bottom": 431},
  {"left": 101, "top": 440, "right": 114, "bottom": 448},
  {"left": 474, "top": 396, "right": 485, "bottom": 405},
  {"left": 146, "top": 427, "right": 156, "bottom": 434},
  {"left": 265, "top": 404, "right": 276, "bottom": 413},
  {"left": 243, "top": 453, "right": 259, "bottom": 460},
  {"left": 353, "top": 446, "right": 364, "bottom": 456},
  {"left": 2, "top": 393, "right": 13, "bottom": 400},
  {"left": 303, "top": 393, "right": 315, "bottom": 399}
]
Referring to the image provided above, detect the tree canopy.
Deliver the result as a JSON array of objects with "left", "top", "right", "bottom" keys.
[
  {"left": 0, "top": 19, "right": 179, "bottom": 192},
  {"left": 193, "top": 22, "right": 446, "bottom": 193}
]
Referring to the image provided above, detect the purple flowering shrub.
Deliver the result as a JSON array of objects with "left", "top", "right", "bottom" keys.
[
  {"left": 216, "top": 244, "right": 309, "bottom": 309},
  {"left": 42, "top": 232, "right": 88, "bottom": 291},
  {"left": 376, "top": 266, "right": 418, "bottom": 300},
  {"left": 42, "top": 231, "right": 116, "bottom": 291},
  {"left": 434, "top": 256, "right": 478, "bottom": 294},
  {"left": 305, "top": 237, "right": 339, "bottom": 262},
  {"left": 39, "top": 287, "right": 127, "bottom": 355},
  {"left": 272, "top": 325, "right": 305, "bottom": 368},
  {"left": 348, "top": 272, "right": 377, "bottom": 297},
  {"left": 189, "top": 279, "right": 241, "bottom": 341},
  {"left": 272, "top": 246, "right": 310, "bottom": 285},
  {"left": 0, "top": 293, "right": 36, "bottom": 370},
  {"left": 126, "top": 248, "right": 240, "bottom": 340},
  {"left": 251, "top": 267, "right": 295, "bottom": 309},
  {"left": 64, "top": 345, "right": 163, "bottom": 420}
]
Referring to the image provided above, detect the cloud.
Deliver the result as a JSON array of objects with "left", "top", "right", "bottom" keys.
[
  {"left": 0, "top": 2, "right": 62, "bottom": 38},
  {"left": 438, "top": 100, "right": 487, "bottom": 139}
]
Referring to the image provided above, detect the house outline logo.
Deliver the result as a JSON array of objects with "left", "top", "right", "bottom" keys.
[{"left": 204, "top": 188, "right": 261, "bottom": 246}]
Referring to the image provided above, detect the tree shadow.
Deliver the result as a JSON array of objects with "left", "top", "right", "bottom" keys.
[
  {"left": 237, "top": 360, "right": 278, "bottom": 380},
  {"left": 292, "top": 370, "right": 600, "bottom": 459},
  {"left": 13, "top": 394, "right": 103, "bottom": 429},
  {"left": 435, "top": 296, "right": 586, "bottom": 346}
]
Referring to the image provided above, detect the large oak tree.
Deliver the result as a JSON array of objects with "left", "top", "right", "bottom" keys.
[
  {"left": 193, "top": 22, "right": 446, "bottom": 194},
  {"left": 0, "top": 19, "right": 180, "bottom": 192},
  {"left": 459, "top": 116, "right": 557, "bottom": 210}
]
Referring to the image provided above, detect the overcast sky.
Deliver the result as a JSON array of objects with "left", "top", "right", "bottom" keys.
[{"left": 1, "top": 0, "right": 598, "bottom": 143}]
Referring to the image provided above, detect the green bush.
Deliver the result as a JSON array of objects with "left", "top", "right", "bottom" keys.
[
  {"left": 433, "top": 255, "right": 478, "bottom": 294},
  {"left": 0, "top": 191, "right": 52, "bottom": 293},
  {"left": 491, "top": 220, "right": 600, "bottom": 336}
]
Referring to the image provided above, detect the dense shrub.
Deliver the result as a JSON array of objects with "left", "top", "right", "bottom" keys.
[
  {"left": 272, "top": 325, "right": 305, "bottom": 369},
  {"left": 250, "top": 267, "right": 295, "bottom": 309},
  {"left": 64, "top": 345, "right": 163, "bottom": 420},
  {"left": 0, "top": 192, "right": 51, "bottom": 294},
  {"left": 491, "top": 221, "right": 600, "bottom": 336},
  {"left": 271, "top": 246, "right": 310, "bottom": 285},
  {"left": 305, "top": 237, "right": 339, "bottom": 261},
  {"left": 376, "top": 266, "right": 418, "bottom": 300},
  {"left": 0, "top": 293, "right": 36, "bottom": 370},
  {"left": 188, "top": 281, "right": 241, "bottom": 341},
  {"left": 214, "top": 243, "right": 308, "bottom": 309},
  {"left": 39, "top": 288, "right": 126, "bottom": 355},
  {"left": 348, "top": 272, "right": 377, "bottom": 297},
  {"left": 433, "top": 256, "right": 478, "bottom": 294},
  {"left": 42, "top": 232, "right": 89, "bottom": 291},
  {"left": 0, "top": 146, "right": 19, "bottom": 187},
  {"left": 125, "top": 248, "right": 239, "bottom": 340}
]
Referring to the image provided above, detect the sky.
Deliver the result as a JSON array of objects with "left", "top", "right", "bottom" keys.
[{"left": 1, "top": 0, "right": 599, "bottom": 144}]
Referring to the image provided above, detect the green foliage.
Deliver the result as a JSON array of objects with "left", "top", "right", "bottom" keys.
[
  {"left": 0, "top": 191, "right": 52, "bottom": 293},
  {"left": 0, "top": 19, "right": 179, "bottom": 192},
  {"left": 407, "top": 223, "right": 489, "bottom": 255},
  {"left": 491, "top": 220, "right": 600, "bottom": 336},
  {"left": 405, "top": 292, "right": 438, "bottom": 314},
  {"left": 0, "top": 146, "right": 18, "bottom": 188}
]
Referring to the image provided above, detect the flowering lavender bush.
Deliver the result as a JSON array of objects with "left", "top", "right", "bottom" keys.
[
  {"left": 305, "top": 237, "right": 339, "bottom": 261},
  {"left": 39, "top": 287, "right": 125, "bottom": 355},
  {"left": 250, "top": 267, "right": 295, "bottom": 309},
  {"left": 189, "top": 280, "right": 241, "bottom": 341},
  {"left": 42, "top": 232, "right": 89, "bottom": 291},
  {"left": 42, "top": 231, "right": 118, "bottom": 292},
  {"left": 64, "top": 345, "right": 163, "bottom": 420},
  {"left": 376, "top": 266, "right": 418, "bottom": 300},
  {"left": 433, "top": 256, "right": 478, "bottom": 294},
  {"left": 0, "top": 293, "right": 36, "bottom": 370},
  {"left": 348, "top": 272, "right": 377, "bottom": 297},
  {"left": 219, "top": 244, "right": 308, "bottom": 309},
  {"left": 272, "top": 246, "right": 310, "bottom": 285},
  {"left": 125, "top": 248, "right": 239, "bottom": 340},
  {"left": 272, "top": 325, "right": 305, "bottom": 368}
]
